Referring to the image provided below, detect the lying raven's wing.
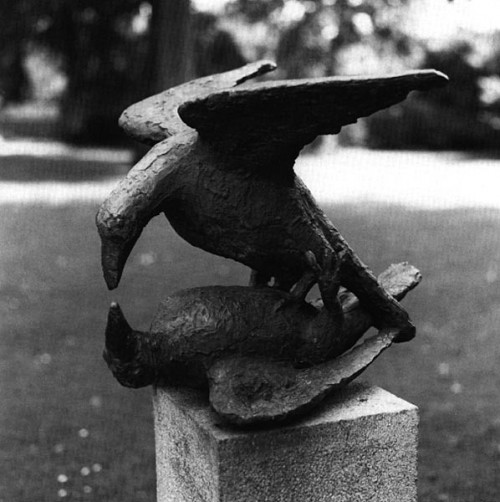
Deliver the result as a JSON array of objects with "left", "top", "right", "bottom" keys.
[
  {"left": 179, "top": 70, "right": 448, "bottom": 170},
  {"left": 208, "top": 262, "right": 422, "bottom": 426},
  {"left": 119, "top": 60, "right": 276, "bottom": 145},
  {"left": 208, "top": 328, "right": 398, "bottom": 426}
]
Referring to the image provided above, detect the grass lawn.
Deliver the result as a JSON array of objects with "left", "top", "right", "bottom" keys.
[{"left": 1, "top": 159, "right": 500, "bottom": 500}]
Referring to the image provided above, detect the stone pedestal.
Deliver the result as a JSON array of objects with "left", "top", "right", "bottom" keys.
[{"left": 153, "top": 382, "right": 418, "bottom": 502}]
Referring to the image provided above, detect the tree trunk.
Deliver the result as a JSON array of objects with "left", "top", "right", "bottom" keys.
[{"left": 148, "top": 0, "right": 193, "bottom": 94}]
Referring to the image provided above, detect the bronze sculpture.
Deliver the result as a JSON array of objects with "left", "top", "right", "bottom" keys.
[
  {"left": 104, "top": 259, "right": 421, "bottom": 425},
  {"left": 97, "top": 61, "right": 447, "bottom": 425}
]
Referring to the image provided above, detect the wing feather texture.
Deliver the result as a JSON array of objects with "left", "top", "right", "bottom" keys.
[
  {"left": 119, "top": 60, "right": 277, "bottom": 144},
  {"left": 100, "top": 62, "right": 448, "bottom": 291},
  {"left": 178, "top": 69, "right": 448, "bottom": 168}
]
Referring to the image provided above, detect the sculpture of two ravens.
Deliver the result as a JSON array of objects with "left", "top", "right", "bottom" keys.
[{"left": 97, "top": 61, "right": 447, "bottom": 425}]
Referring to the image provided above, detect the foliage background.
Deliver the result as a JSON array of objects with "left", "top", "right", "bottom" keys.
[{"left": 1, "top": 0, "right": 500, "bottom": 148}]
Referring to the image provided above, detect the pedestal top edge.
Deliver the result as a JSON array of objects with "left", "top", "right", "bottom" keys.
[{"left": 153, "top": 382, "right": 417, "bottom": 441}]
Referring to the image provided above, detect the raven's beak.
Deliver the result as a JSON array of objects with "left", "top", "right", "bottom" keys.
[
  {"left": 96, "top": 201, "right": 145, "bottom": 290},
  {"left": 104, "top": 302, "right": 135, "bottom": 362},
  {"left": 95, "top": 137, "right": 180, "bottom": 290},
  {"left": 100, "top": 233, "right": 141, "bottom": 290}
]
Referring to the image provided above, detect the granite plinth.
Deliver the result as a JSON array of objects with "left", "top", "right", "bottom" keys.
[{"left": 153, "top": 382, "right": 418, "bottom": 502}]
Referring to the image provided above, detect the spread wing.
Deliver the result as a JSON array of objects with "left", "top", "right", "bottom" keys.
[
  {"left": 179, "top": 70, "right": 448, "bottom": 169},
  {"left": 208, "top": 262, "right": 421, "bottom": 426},
  {"left": 208, "top": 328, "right": 397, "bottom": 426},
  {"left": 119, "top": 60, "right": 276, "bottom": 145}
]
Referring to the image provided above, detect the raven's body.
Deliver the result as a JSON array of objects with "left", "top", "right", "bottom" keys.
[
  {"left": 154, "top": 133, "right": 328, "bottom": 283},
  {"left": 98, "top": 129, "right": 412, "bottom": 336},
  {"left": 97, "top": 62, "right": 448, "bottom": 342}
]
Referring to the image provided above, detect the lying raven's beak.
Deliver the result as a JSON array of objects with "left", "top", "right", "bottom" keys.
[
  {"left": 103, "top": 302, "right": 155, "bottom": 388},
  {"left": 104, "top": 302, "right": 135, "bottom": 362}
]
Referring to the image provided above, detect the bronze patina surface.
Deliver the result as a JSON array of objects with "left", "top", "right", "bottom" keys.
[
  {"left": 98, "top": 61, "right": 446, "bottom": 425},
  {"left": 104, "top": 260, "right": 421, "bottom": 425}
]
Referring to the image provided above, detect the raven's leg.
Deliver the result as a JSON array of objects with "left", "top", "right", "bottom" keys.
[
  {"left": 272, "top": 252, "right": 320, "bottom": 313},
  {"left": 293, "top": 177, "right": 415, "bottom": 342},
  {"left": 317, "top": 217, "right": 415, "bottom": 342},
  {"left": 288, "top": 251, "right": 318, "bottom": 301},
  {"left": 294, "top": 249, "right": 345, "bottom": 365}
]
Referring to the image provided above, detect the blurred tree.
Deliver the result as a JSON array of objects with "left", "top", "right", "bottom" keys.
[
  {"left": 479, "top": 34, "right": 500, "bottom": 129},
  {"left": 192, "top": 12, "right": 246, "bottom": 77},
  {"left": 421, "top": 43, "right": 483, "bottom": 116},
  {"left": 0, "top": 0, "right": 33, "bottom": 105},
  {"left": 225, "top": 0, "right": 412, "bottom": 78},
  {"left": 0, "top": 0, "right": 151, "bottom": 140},
  {"left": 0, "top": 0, "right": 246, "bottom": 143},
  {"left": 147, "top": 0, "right": 191, "bottom": 93},
  {"left": 1, "top": 0, "right": 490, "bottom": 150},
  {"left": 49, "top": 1, "right": 151, "bottom": 141},
  {"left": 365, "top": 41, "right": 500, "bottom": 150}
]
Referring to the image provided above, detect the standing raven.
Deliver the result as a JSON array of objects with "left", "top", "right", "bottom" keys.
[{"left": 96, "top": 61, "right": 447, "bottom": 341}]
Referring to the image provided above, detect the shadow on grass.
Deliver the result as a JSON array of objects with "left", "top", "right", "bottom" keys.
[
  {"left": 454, "top": 150, "right": 500, "bottom": 161},
  {"left": 0, "top": 155, "right": 130, "bottom": 182}
]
